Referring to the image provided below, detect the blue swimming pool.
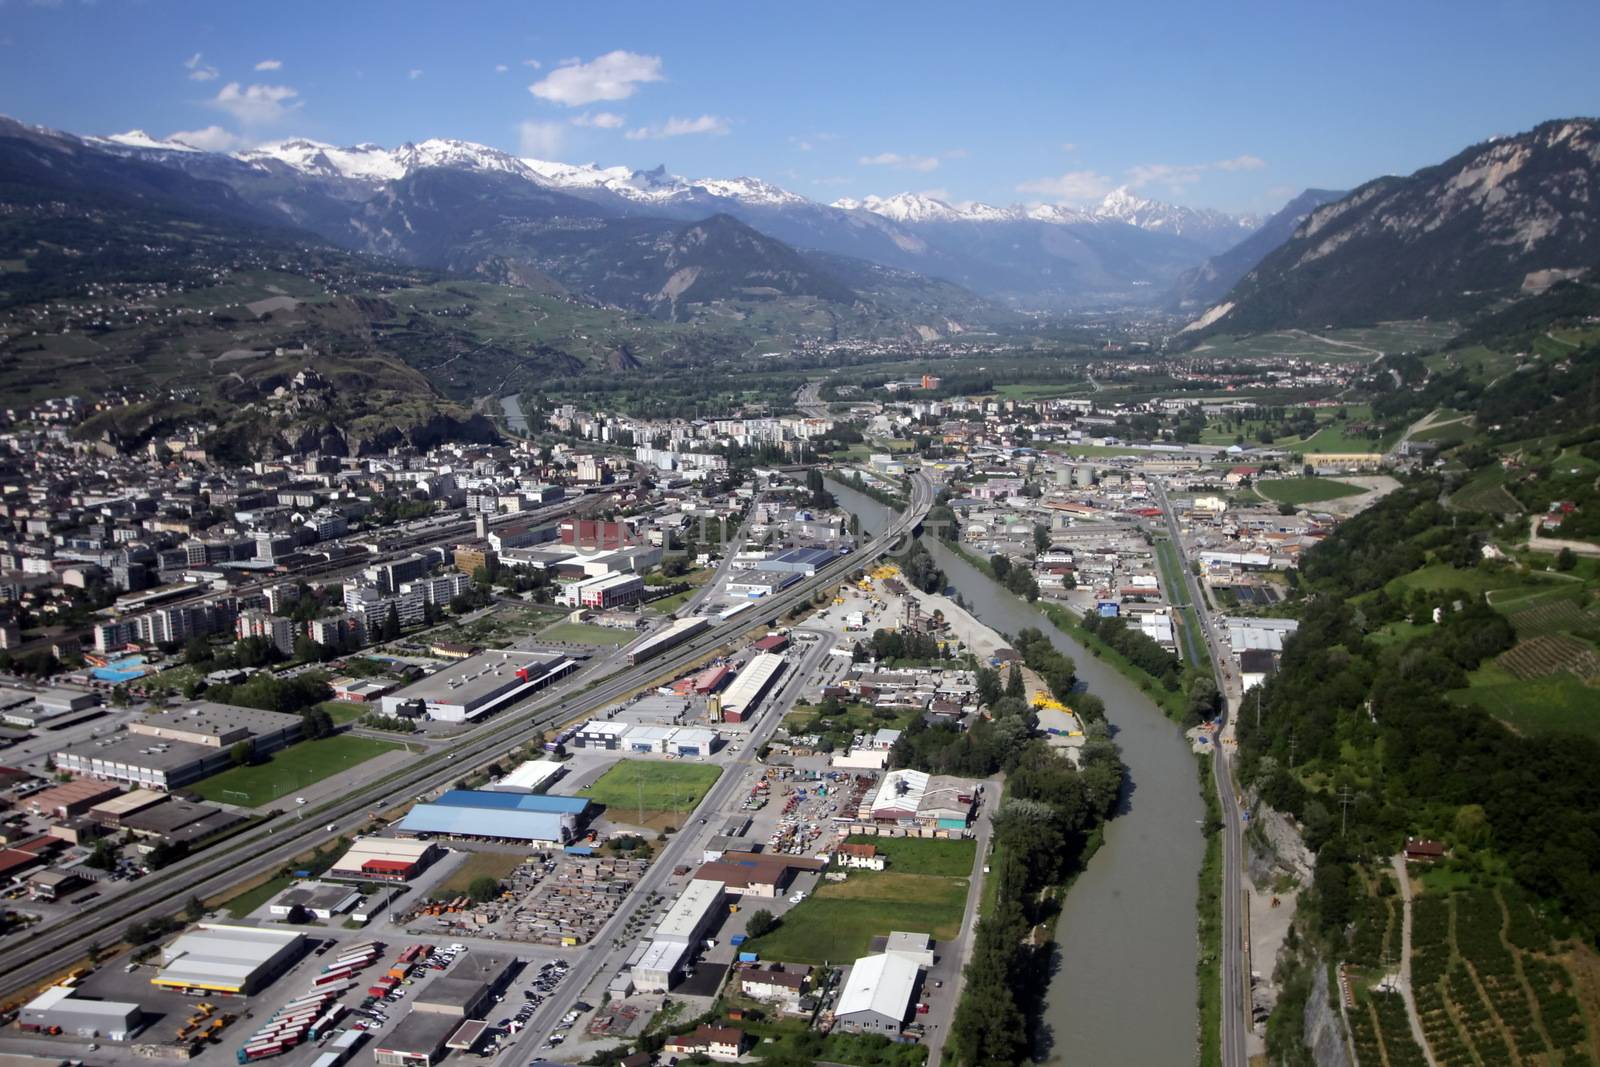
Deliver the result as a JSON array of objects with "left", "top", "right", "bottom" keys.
[{"left": 92, "top": 655, "right": 149, "bottom": 682}]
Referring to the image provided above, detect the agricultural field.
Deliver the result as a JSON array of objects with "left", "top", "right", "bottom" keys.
[
  {"left": 1258, "top": 477, "right": 1366, "bottom": 505},
  {"left": 191, "top": 735, "right": 405, "bottom": 807},
  {"left": 579, "top": 760, "right": 722, "bottom": 817},
  {"left": 1406, "top": 887, "right": 1596, "bottom": 1067},
  {"left": 421, "top": 602, "right": 569, "bottom": 648},
  {"left": 1450, "top": 664, "right": 1600, "bottom": 741},
  {"left": 1450, "top": 466, "right": 1526, "bottom": 515},
  {"left": 1506, "top": 596, "right": 1597, "bottom": 639},
  {"left": 742, "top": 867, "right": 970, "bottom": 965},
  {"left": 1188, "top": 320, "right": 1458, "bottom": 363},
  {"left": 1496, "top": 634, "right": 1600, "bottom": 682}
]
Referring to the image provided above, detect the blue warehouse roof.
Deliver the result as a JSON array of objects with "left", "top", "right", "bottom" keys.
[
  {"left": 771, "top": 547, "right": 836, "bottom": 565},
  {"left": 397, "top": 804, "right": 568, "bottom": 842},
  {"left": 432, "top": 789, "right": 590, "bottom": 815}
]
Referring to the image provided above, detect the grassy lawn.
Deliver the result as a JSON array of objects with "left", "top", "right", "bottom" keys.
[
  {"left": 1367, "top": 620, "right": 1433, "bottom": 647},
  {"left": 224, "top": 873, "right": 294, "bottom": 919},
  {"left": 538, "top": 621, "right": 633, "bottom": 645},
  {"left": 579, "top": 760, "right": 722, "bottom": 812},
  {"left": 649, "top": 589, "right": 695, "bottom": 614},
  {"left": 192, "top": 735, "right": 404, "bottom": 806},
  {"left": 743, "top": 869, "right": 969, "bottom": 965},
  {"left": 1257, "top": 477, "right": 1365, "bottom": 505},
  {"left": 1450, "top": 666, "right": 1600, "bottom": 741},
  {"left": 844, "top": 836, "right": 976, "bottom": 877},
  {"left": 1298, "top": 426, "right": 1392, "bottom": 453},
  {"left": 321, "top": 700, "right": 368, "bottom": 725},
  {"left": 430, "top": 850, "right": 526, "bottom": 899},
  {"left": 1154, "top": 538, "right": 1208, "bottom": 667},
  {"left": 993, "top": 382, "right": 1091, "bottom": 401}
]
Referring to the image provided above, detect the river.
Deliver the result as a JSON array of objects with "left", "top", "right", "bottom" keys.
[
  {"left": 500, "top": 394, "right": 529, "bottom": 435},
  {"left": 829, "top": 477, "right": 1203, "bottom": 1065}
]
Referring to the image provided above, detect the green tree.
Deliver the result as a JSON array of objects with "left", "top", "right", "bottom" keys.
[
  {"left": 745, "top": 908, "right": 779, "bottom": 938},
  {"left": 1033, "top": 523, "right": 1052, "bottom": 553},
  {"left": 86, "top": 839, "right": 118, "bottom": 871},
  {"left": 229, "top": 739, "right": 255, "bottom": 767},
  {"left": 1005, "top": 663, "right": 1025, "bottom": 700},
  {"left": 467, "top": 876, "right": 501, "bottom": 903},
  {"left": 1556, "top": 546, "right": 1577, "bottom": 571}
]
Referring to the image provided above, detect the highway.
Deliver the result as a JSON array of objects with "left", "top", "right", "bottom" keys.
[
  {"left": 1152, "top": 479, "right": 1250, "bottom": 1067},
  {"left": 0, "top": 471, "right": 933, "bottom": 1001}
]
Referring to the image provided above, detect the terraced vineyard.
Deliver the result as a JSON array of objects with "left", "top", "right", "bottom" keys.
[
  {"left": 1508, "top": 599, "right": 1598, "bottom": 640},
  {"left": 1402, "top": 887, "right": 1596, "bottom": 1066},
  {"left": 1497, "top": 634, "right": 1600, "bottom": 681}
]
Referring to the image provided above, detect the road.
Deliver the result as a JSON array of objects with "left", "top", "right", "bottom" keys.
[
  {"left": 1151, "top": 479, "right": 1249, "bottom": 1067},
  {"left": 517, "top": 623, "right": 839, "bottom": 1056},
  {"left": 0, "top": 472, "right": 933, "bottom": 1001},
  {"left": 680, "top": 492, "right": 762, "bottom": 617}
]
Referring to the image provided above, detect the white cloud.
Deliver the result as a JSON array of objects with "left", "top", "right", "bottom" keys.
[
  {"left": 917, "top": 187, "right": 952, "bottom": 201},
  {"left": 494, "top": 63, "right": 509, "bottom": 73},
  {"left": 859, "top": 152, "right": 940, "bottom": 173},
  {"left": 523, "top": 58, "right": 543, "bottom": 69},
  {"left": 254, "top": 59, "right": 282, "bottom": 71},
  {"left": 518, "top": 119, "right": 565, "bottom": 158},
  {"left": 1060, "top": 142, "right": 1078, "bottom": 152},
  {"left": 1016, "top": 169, "right": 1117, "bottom": 203},
  {"left": 1127, "top": 154, "right": 1266, "bottom": 189},
  {"left": 572, "top": 111, "right": 625, "bottom": 129},
  {"left": 208, "top": 82, "right": 302, "bottom": 125},
  {"left": 407, "top": 68, "right": 423, "bottom": 80},
  {"left": 625, "top": 114, "right": 730, "bottom": 140},
  {"left": 168, "top": 125, "right": 247, "bottom": 152},
  {"left": 791, "top": 138, "right": 813, "bottom": 152},
  {"left": 810, "top": 175, "right": 851, "bottom": 186},
  {"left": 529, "top": 50, "right": 663, "bottom": 106},
  {"left": 184, "top": 52, "right": 218, "bottom": 82}
]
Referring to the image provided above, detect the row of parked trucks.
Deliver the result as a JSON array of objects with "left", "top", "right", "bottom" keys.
[{"left": 236, "top": 941, "right": 382, "bottom": 1063}]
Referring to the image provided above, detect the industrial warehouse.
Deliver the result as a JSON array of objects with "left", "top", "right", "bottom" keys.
[
  {"left": 377, "top": 649, "right": 576, "bottom": 723},
  {"left": 151, "top": 925, "right": 306, "bottom": 995},
  {"left": 395, "top": 789, "right": 591, "bottom": 844}
]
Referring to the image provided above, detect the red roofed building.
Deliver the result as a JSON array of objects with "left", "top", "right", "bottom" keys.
[
  {"left": 663, "top": 1025, "right": 747, "bottom": 1061},
  {"left": 752, "top": 634, "right": 790, "bottom": 654}
]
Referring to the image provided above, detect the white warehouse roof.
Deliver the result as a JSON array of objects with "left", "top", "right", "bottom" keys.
[{"left": 837, "top": 952, "right": 919, "bottom": 1023}]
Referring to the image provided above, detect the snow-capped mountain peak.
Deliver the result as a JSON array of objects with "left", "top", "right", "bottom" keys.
[
  {"left": 691, "top": 176, "right": 808, "bottom": 208},
  {"left": 238, "top": 137, "right": 535, "bottom": 183},
  {"left": 91, "top": 129, "right": 202, "bottom": 153},
  {"left": 1091, "top": 185, "right": 1260, "bottom": 240},
  {"left": 831, "top": 192, "right": 1011, "bottom": 224}
]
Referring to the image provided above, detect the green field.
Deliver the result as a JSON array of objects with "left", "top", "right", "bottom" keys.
[
  {"left": 191, "top": 735, "right": 404, "bottom": 806},
  {"left": 1258, "top": 477, "right": 1365, "bottom": 505},
  {"left": 320, "top": 700, "right": 368, "bottom": 725},
  {"left": 843, "top": 836, "right": 976, "bottom": 877},
  {"left": 430, "top": 850, "right": 526, "bottom": 900},
  {"left": 537, "top": 621, "right": 633, "bottom": 646},
  {"left": 992, "top": 381, "right": 1093, "bottom": 401},
  {"left": 579, "top": 760, "right": 722, "bottom": 813},
  {"left": 743, "top": 868, "right": 969, "bottom": 964},
  {"left": 1452, "top": 665, "right": 1600, "bottom": 741},
  {"left": 1385, "top": 563, "right": 1561, "bottom": 599}
]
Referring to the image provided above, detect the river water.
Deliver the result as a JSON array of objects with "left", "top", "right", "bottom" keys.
[
  {"left": 829, "top": 477, "right": 1203, "bottom": 1065},
  {"left": 500, "top": 394, "right": 530, "bottom": 435}
]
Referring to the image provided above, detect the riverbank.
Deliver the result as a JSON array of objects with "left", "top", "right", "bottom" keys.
[
  {"left": 830, "top": 477, "right": 1204, "bottom": 1065},
  {"left": 945, "top": 541, "right": 1193, "bottom": 723}
]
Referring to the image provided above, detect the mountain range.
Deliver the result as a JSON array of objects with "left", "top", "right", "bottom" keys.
[
  {"left": 1185, "top": 118, "right": 1600, "bottom": 336},
  {"left": 70, "top": 124, "right": 1262, "bottom": 309}
]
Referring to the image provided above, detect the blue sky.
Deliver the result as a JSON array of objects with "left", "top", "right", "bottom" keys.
[{"left": 3, "top": 0, "right": 1597, "bottom": 214}]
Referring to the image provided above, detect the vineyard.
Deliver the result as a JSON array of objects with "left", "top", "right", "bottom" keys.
[
  {"left": 1508, "top": 599, "right": 1598, "bottom": 641},
  {"left": 1496, "top": 634, "right": 1600, "bottom": 681},
  {"left": 1399, "top": 887, "right": 1596, "bottom": 1067}
]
